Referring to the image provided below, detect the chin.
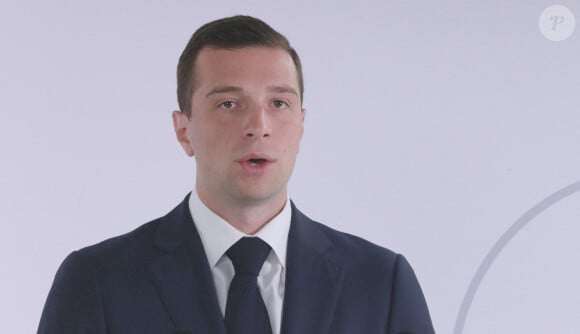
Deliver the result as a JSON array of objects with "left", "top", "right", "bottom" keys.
[{"left": 233, "top": 186, "right": 286, "bottom": 205}]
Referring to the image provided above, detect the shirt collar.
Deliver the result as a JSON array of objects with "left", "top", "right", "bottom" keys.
[{"left": 188, "top": 190, "right": 291, "bottom": 269}]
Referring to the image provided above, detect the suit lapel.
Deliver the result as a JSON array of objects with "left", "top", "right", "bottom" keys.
[
  {"left": 281, "top": 204, "right": 344, "bottom": 334},
  {"left": 147, "top": 195, "right": 226, "bottom": 334}
]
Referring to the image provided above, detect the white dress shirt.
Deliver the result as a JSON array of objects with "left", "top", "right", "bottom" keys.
[{"left": 188, "top": 190, "right": 291, "bottom": 334}]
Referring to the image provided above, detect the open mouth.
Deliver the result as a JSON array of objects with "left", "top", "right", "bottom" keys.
[{"left": 247, "top": 158, "right": 267, "bottom": 166}]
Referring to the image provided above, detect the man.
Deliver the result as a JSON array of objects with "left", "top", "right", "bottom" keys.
[{"left": 38, "top": 15, "right": 434, "bottom": 334}]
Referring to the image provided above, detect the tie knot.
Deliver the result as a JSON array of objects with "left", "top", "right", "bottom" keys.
[{"left": 227, "top": 237, "right": 271, "bottom": 276}]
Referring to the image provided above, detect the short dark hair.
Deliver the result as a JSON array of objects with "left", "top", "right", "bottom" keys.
[{"left": 177, "top": 15, "right": 304, "bottom": 116}]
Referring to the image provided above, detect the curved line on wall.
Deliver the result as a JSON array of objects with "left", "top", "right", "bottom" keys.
[{"left": 453, "top": 180, "right": 580, "bottom": 334}]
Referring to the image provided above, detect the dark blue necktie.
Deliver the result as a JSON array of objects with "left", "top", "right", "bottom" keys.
[{"left": 225, "top": 237, "right": 273, "bottom": 334}]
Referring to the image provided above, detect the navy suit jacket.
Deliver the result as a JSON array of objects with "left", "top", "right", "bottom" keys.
[{"left": 38, "top": 195, "right": 434, "bottom": 333}]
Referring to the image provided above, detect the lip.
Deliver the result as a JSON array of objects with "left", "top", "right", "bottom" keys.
[
  {"left": 236, "top": 153, "right": 275, "bottom": 173},
  {"left": 237, "top": 153, "right": 274, "bottom": 162},
  {"left": 236, "top": 153, "right": 274, "bottom": 162}
]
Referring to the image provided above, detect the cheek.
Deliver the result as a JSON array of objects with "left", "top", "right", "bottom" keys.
[
  {"left": 282, "top": 126, "right": 304, "bottom": 154},
  {"left": 189, "top": 118, "right": 219, "bottom": 143},
  {"left": 188, "top": 127, "right": 213, "bottom": 154}
]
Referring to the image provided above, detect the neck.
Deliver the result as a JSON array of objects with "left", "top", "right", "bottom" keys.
[{"left": 196, "top": 186, "right": 287, "bottom": 235}]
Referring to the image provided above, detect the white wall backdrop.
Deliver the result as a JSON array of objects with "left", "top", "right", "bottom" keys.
[{"left": 1, "top": 1, "right": 578, "bottom": 333}]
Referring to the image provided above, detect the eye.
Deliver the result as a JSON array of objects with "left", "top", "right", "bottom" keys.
[
  {"left": 272, "top": 100, "right": 289, "bottom": 109},
  {"left": 217, "top": 100, "right": 237, "bottom": 110}
]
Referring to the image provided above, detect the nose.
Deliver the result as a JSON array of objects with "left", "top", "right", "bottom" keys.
[{"left": 243, "top": 106, "right": 271, "bottom": 139}]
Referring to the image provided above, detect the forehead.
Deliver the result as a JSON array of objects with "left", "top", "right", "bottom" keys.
[{"left": 193, "top": 46, "right": 299, "bottom": 92}]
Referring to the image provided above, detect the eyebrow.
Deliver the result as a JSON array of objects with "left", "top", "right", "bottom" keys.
[
  {"left": 267, "top": 85, "right": 299, "bottom": 97},
  {"left": 205, "top": 85, "right": 299, "bottom": 98},
  {"left": 205, "top": 86, "right": 242, "bottom": 97}
]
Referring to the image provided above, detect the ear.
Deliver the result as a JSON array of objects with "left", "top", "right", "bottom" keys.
[{"left": 172, "top": 110, "right": 195, "bottom": 157}]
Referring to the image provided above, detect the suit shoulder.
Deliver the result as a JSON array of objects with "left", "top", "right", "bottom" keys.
[
  {"left": 66, "top": 196, "right": 192, "bottom": 273},
  {"left": 294, "top": 209, "right": 399, "bottom": 267},
  {"left": 77, "top": 216, "right": 162, "bottom": 259},
  {"left": 38, "top": 213, "right": 173, "bottom": 333}
]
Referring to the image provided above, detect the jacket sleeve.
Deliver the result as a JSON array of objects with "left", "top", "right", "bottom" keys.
[
  {"left": 387, "top": 254, "right": 435, "bottom": 334},
  {"left": 37, "top": 251, "right": 107, "bottom": 334}
]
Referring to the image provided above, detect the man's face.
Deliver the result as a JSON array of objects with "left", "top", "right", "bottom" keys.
[{"left": 174, "top": 46, "right": 305, "bottom": 207}]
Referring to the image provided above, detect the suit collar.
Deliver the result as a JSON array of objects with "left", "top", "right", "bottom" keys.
[
  {"left": 148, "top": 194, "right": 226, "bottom": 334},
  {"left": 187, "top": 189, "right": 292, "bottom": 270},
  {"left": 281, "top": 202, "right": 344, "bottom": 334},
  {"left": 148, "top": 196, "right": 344, "bottom": 334},
  {"left": 151, "top": 193, "right": 195, "bottom": 252}
]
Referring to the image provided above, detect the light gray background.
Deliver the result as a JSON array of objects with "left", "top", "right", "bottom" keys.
[{"left": 1, "top": 1, "right": 578, "bottom": 333}]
